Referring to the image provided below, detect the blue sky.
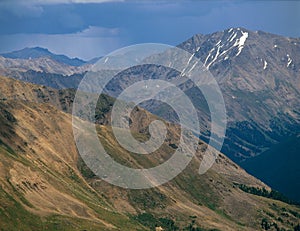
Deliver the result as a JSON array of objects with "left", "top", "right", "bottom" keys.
[{"left": 0, "top": 0, "right": 299, "bottom": 60}]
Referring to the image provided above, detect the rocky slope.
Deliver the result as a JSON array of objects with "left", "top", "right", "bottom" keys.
[
  {"left": 0, "top": 56, "right": 90, "bottom": 77},
  {"left": 0, "top": 75, "right": 299, "bottom": 230},
  {"left": 100, "top": 28, "right": 300, "bottom": 161},
  {"left": 178, "top": 27, "right": 300, "bottom": 160}
]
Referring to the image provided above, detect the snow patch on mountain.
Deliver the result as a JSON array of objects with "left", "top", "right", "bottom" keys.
[
  {"left": 181, "top": 48, "right": 200, "bottom": 75},
  {"left": 234, "top": 31, "right": 248, "bottom": 56},
  {"left": 206, "top": 41, "right": 222, "bottom": 69},
  {"left": 287, "top": 54, "right": 292, "bottom": 67},
  {"left": 263, "top": 60, "right": 268, "bottom": 70}
]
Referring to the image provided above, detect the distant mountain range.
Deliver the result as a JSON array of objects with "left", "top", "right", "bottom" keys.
[
  {"left": 0, "top": 47, "right": 101, "bottom": 70},
  {"left": 0, "top": 27, "right": 299, "bottom": 202},
  {"left": 1, "top": 47, "right": 87, "bottom": 66}
]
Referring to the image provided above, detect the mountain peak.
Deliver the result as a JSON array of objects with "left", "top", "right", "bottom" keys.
[
  {"left": 0, "top": 47, "right": 86, "bottom": 66},
  {"left": 179, "top": 27, "right": 299, "bottom": 72},
  {"left": 30, "top": 46, "right": 51, "bottom": 52},
  {"left": 226, "top": 27, "right": 249, "bottom": 32}
]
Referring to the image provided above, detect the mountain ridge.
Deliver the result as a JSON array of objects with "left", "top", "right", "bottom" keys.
[
  {"left": 1, "top": 27, "right": 300, "bottom": 208},
  {"left": 1, "top": 75, "right": 300, "bottom": 230},
  {"left": 1, "top": 47, "right": 87, "bottom": 66},
  {"left": 1, "top": 27, "right": 299, "bottom": 160}
]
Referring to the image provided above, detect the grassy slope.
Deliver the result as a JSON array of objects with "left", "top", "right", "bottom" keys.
[
  {"left": 0, "top": 76, "right": 299, "bottom": 230},
  {"left": 0, "top": 101, "right": 146, "bottom": 231}
]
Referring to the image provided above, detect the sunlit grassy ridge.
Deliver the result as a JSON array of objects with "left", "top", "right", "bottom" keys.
[{"left": 0, "top": 76, "right": 299, "bottom": 230}]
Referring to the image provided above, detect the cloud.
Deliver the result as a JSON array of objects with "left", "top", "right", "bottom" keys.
[
  {"left": 0, "top": 1, "right": 44, "bottom": 17},
  {"left": 0, "top": 0, "right": 124, "bottom": 18},
  {"left": 1, "top": 0, "right": 124, "bottom": 5},
  {"left": 0, "top": 0, "right": 299, "bottom": 60},
  {"left": 78, "top": 26, "right": 119, "bottom": 37}
]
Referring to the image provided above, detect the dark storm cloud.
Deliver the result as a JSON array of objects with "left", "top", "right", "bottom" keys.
[{"left": 0, "top": 0, "right": 299, "bottom": 59}]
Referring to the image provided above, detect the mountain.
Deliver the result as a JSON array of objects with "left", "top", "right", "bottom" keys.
[
  {"left": 0, "top": 55, "right": 90, "bottom": 76},
  {"left": 1, "top": 28, "right": 299, "bottom": 209},
  {"left": 1, "top": 47, "right": 86, "bottom": 66},
  {"left": 1, "top": 75, "right": 300, "bottom": 230},
  {"left": 6, "top": 70, "right": 84, "bottom": 90},
  {"left": 177, "top": 28, "right": 300, "bottom": 202},
  {"left": 0, "top": 77, "right": 140, "bottom": 230},
  {"left": 101, "top": 27, "right": 300, "bottom": 161},
  {"left": 179, "top": 27, "right": 300, "bottom": 160},
  {"left": 77, "top": 28, "right": 299, "bottom": 205}
]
